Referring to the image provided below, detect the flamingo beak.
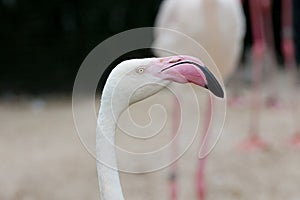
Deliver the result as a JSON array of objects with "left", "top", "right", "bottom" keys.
[
  {"left": 153, "top": 56, "right": 224, "bottom": 98},
  {"left": 193, "top": 62, "right": 225, "bottom": 98}
]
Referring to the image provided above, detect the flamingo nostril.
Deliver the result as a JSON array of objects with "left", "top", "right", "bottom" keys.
[{"left": 168, "top": 58, "right": 182, "bottom": 63}]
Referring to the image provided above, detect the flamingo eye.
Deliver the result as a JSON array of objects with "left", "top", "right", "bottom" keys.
[{"left": 136, "top": 67, "right": 145, "bottom": 74}]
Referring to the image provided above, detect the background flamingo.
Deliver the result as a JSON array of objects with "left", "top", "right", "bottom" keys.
[
  {"left": 152, "top": 0, "right": 245, "bottom": 199},
  {"left": 241, "top": 0, "right": 299, "bottom": 150}
]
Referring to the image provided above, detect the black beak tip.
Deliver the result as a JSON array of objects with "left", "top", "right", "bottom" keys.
[
  {"left": 201, "top": 66, "right": 224, "bottom": 99},
  {"left": 207, "top": 83, "right": 224, "bottom": 98}
]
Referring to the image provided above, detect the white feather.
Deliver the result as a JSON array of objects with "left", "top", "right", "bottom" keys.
[{"left": 153, "top": 0, "right": 245, "bottom": 80}]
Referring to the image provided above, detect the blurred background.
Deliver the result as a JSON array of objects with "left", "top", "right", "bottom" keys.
[
  {"left": 1, "top": 0, "right": 300, "bottom": 199},
  {"left": 1, "top": 0, "right": 299, "bottom": 95}
]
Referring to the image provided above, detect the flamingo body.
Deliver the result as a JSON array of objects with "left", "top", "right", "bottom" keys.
[{"left": 153, "top": 0, "right": 245, "bottom": 80}]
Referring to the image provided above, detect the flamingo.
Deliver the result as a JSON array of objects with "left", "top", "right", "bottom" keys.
[
  {"left": 240, "top": 0, "right": 290, "bottom": 150},
  {"left": 281, "top": 0, "right": 300, "bottom": 146},
  {"left": 96, "top": 55, "right": 224, "bottom": 199},
  {"left": 238, "top": 0, "right": 272, "bottom": 150},
  {"left": 152, "top": 0, "right": 245, "bottom": 199}
]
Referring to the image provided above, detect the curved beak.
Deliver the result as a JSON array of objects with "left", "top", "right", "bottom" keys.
[{"left": 153, "top": 56, "right": 224, "bottom": 98}]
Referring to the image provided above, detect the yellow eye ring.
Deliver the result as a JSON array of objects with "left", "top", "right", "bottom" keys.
[{"left": 136, "top": 67, "right": 145, "bottom": 74}]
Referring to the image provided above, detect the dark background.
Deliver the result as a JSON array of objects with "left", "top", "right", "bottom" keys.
[{"left": 0, "top": 0, "right": 299, "bottom": 94}]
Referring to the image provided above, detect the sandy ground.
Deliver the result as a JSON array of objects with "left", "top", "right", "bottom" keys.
[{"left": 1, "top": 74, "right": 300, "bottom": 200}]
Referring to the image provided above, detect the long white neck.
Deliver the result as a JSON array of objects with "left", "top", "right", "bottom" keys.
[{"left": 96, "top": 88, "right": 128, "bottom": 200}]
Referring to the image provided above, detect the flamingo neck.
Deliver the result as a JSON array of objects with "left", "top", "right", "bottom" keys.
[{"left": 96, "top": 89, "right": 127, "bottom": 200}]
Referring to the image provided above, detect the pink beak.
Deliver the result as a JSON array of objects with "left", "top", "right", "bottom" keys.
[{"left": 152, "top": 56, "right": 224, "bottom": 98}]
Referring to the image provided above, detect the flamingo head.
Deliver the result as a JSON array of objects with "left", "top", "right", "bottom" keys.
[{"left": 101, "top": 55, "right": 224, "bottom": 104}]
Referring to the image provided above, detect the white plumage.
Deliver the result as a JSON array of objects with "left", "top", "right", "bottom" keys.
[
  {"left": 153, "top": 0, "right": 245, "bottom": 80},
  {"left": 96, "top": 56, "right": 224, "bottom": 200}
]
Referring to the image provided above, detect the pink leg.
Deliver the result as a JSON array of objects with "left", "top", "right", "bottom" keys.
[
  {"left": 228, "top": 66, "right": 246, "bottom": 108},
  {"left": 240, "top": 42, "right": 268, "bottom": 151},
  {"left": 285, "top": 63, "right": 300, "bottom": 147},
  {"left": 265, "top": 96, "right": 284, "bottom": 110},
  {"left": 288, "top": 74, "right": 300, "bottom": 147},
  {"left": 240, "top": 0, "right": 268, "bottom": 151},
  {"left": 228, "top": 91, "right": 246, "bottom": 107},
  {"left": 170, "top": 97, "right": 180, "bottom": 200},
  {"left": 289, "top": 133, "right": 300, "bottom": 147},
  {"left": 169, "top": 174, "right": 177, "bottom": 200},
  {"left": 281, "top": 0, "right": 300, "bottom": 147},
  {"left": 196, "top": 96, "right": 212, "bottom": 200},
  {"left": 288, "top": 81, "right": 300, "bottom": 147},
  {"left": 262, "top": 0, "right": 283, "bottom": 110},
  {"left": 196, "top": 158, "right": 207, "bottom": 200}
]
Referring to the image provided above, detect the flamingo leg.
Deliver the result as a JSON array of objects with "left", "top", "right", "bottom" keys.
[
  {"left": 196, "top": 157, "right": 207, "bottom": 200},
  {"left": 169, "top": 96, "right": 180, "bottom": 200},
  {"left": 244, "top": 41, "right": 268, "bottom": 150},
  {"left": 281, "top": 0, "right": 300, "bottom": 147},
  {"left": 227, "top": 72, "right": 247, "bottom": 108},
  {"left": 287, "top": 74, "right": 300, "bottom": 147},
  {"left": 240, "top": 0, "right": 268, "bottom": 150},
  {"left": 196, "top": 95, "right": 213, "bottom": 200},
  {"left": 262, "top": 0, "right": 283, "bottom": 109}
]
